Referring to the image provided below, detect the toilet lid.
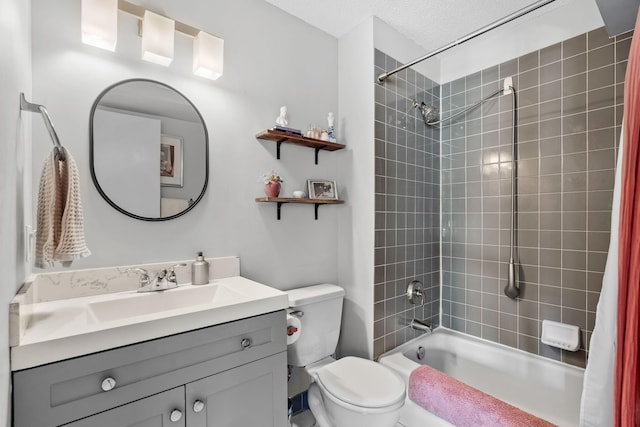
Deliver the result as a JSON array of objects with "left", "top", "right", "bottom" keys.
[{"left": 315, "top": 357, "right": 405, "bottom": 408}]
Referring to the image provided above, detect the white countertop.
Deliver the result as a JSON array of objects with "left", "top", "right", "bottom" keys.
[{"left": 11, "top": 276, "right": 288, "bottom": 371}]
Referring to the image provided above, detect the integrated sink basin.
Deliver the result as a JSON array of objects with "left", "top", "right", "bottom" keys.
[
  {"left": 88, "top": 283, "right": 248, "bottom": 323},
  {"left": 10, "top": 273, "right": 288, "bottom": 371}
]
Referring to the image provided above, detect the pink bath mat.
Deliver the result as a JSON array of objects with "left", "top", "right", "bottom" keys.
[{"left": 409, "top": 365, "right": 557, "bottom": 427}]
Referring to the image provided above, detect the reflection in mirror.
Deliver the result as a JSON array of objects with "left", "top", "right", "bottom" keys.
[{"left": 90, "top": 79, "right": 208, "bottom": 221}]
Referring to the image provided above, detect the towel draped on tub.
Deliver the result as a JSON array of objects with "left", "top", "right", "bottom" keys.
[{"left": 409, "top": 365, "right": 556, "bottom": 427}]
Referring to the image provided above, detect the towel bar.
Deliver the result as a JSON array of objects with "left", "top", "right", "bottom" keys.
[{"left": 20, "top": 93, "right": 65, "bottom": 161}]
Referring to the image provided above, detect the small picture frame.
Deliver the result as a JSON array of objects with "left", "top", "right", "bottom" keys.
[
  {"left": 307, "top": 179, "right": 338, "bottom": 200},
  {"left": 160, "top": 135, "right": 183, "bottom": 187}
]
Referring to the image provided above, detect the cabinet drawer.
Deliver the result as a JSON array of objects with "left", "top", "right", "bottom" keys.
[{"left": 13, "top": 310, "right": 285, "bottom": 427}]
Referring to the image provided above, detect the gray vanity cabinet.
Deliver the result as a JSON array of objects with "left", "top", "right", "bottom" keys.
[{"left": 13, "top": 311, "right": 287, "bottom": 427}]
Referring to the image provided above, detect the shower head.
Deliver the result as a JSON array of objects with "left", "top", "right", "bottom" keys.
[
  {"left": 420, "top": 104, "right": 439, "bottom": 125},
  {"left": 411, "top": 100, "right": 439, "bottom": 125}
]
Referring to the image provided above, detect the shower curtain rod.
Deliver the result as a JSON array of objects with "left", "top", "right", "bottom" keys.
[{"left": 377, "top": 0, "right": 557, "bottom": 83}]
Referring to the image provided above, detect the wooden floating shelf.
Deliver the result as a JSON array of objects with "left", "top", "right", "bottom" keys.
[
  {"left": 256, "top": 129, "right": 345, "bottom": 164},
  {"left": 255, "top": 197, "right": 345, "bottom": 205},
  {"left": 255, "top": 197, "right": 345, "bottom": 220}
]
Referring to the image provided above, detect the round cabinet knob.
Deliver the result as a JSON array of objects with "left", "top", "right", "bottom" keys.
[
  {"left": 193, "top": 400, "right": 205, "bottom": 413},
  {"left": 240, "top": 338, "right": 252, "bottom": 349},
  {"left": 101, "top": 377, "right": 116, "bottom": 392},
  {"left": 170, "top": 409, "right": 183, "bottom": 423}
]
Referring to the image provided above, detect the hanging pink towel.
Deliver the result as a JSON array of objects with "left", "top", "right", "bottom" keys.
[{"left": 408, "top": 365, "right": 556, "bottom": 427}]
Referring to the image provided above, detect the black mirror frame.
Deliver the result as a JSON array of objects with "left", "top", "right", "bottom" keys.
[{"left": 89, "top": 78, "right": 209, "bottom": 221}]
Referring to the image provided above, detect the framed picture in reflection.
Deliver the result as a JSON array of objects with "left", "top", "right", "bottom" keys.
[{"left": 160, "top": 135, "right": 183, "bottom": 187}]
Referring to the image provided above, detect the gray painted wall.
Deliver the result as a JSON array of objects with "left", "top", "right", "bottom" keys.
[
  {"left": 0, "top": 0, "right": 32, "bottom": 422},
  {"left": 30, "top": 0, "right": 341, "bottom": 291},
  {"left": 337, "top": 17, "right": 376, "bottom": 359}
]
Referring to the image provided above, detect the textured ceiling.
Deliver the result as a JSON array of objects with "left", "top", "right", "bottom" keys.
[{"left": 263, "top": 0, "right": 555, "bottom": 52}]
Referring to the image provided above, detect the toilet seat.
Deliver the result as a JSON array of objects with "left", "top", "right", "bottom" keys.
[{"left": 315, "top": 357, "right": 405, "bottom": 409}]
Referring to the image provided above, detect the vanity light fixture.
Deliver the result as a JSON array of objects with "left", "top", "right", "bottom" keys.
[
  {"left": 141, "top": 10, "right": 175, "bottom": 66},
  {"left": 193, "top": 31, "right": 224, "bottom": 80},
  {"left": 81, "top": 0, "right": 118, "bottom": 51},
  {"left": 81, "top": 0, "right": 224, "bottom": 78}
]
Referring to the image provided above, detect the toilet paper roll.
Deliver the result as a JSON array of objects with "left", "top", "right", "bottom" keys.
[{"left": 286, "top": 314, "right": 302, "bottom": 345}]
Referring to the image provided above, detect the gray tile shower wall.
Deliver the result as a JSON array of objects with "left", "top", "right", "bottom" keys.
[
  {"left": 441, "top": 27, "right": 631, "bottom": 368},
  {"left": 373, "top": 50, "right": 441, "bottom": 358}
]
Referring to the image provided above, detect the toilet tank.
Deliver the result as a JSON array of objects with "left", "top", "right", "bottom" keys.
[{"left": 286, "top": 284, "right": 345, "bottom": 367}]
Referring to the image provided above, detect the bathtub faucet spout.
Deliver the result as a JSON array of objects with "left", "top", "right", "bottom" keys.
[{"left": 410, "top": 319, "right": 432, "bottom": 334}]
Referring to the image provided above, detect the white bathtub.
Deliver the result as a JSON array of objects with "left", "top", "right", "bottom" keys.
[{"left": 379, "top": 328, "right": 584, "bottom": 427}]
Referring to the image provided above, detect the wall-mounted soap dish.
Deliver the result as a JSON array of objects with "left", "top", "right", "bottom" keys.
[{"left": 541, "top": 320, "right": 580, "bottom": 351}]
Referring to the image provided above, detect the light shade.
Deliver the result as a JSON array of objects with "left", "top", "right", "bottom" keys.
[
  {"left": 81, "top": 0, "right": 118, "bottom": 51},
  {"left": 141, "top": 10, "right": 175, "bottom": 66},
  {"left": 193, "top": 31, "right": 224, "bottom": 80}
]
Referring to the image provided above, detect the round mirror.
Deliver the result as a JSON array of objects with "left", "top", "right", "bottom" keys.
[{"left": 90, "top": 79, "right": 208, "bottom": 221}]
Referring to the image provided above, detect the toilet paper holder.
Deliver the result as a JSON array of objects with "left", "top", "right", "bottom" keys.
[{"left": 286, "top": 311, "right": 303, "bottom": 345}]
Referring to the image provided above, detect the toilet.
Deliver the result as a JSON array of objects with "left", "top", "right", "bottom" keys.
[{"left": 286, "top": 284, "right": 405, "bottom": 427}]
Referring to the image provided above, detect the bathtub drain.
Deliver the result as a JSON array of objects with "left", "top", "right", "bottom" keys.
[{"left": 416, "top": 346, "right": 426, "bottom": 360}]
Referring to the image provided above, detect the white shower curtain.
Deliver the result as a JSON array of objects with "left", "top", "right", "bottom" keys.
[{"left": 579, "top": 126, "right": 624, "bottom": 427}]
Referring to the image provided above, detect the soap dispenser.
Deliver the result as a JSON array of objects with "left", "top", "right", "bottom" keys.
[{"left": 191, "top": 252, "right": 210, "bottom": 285}]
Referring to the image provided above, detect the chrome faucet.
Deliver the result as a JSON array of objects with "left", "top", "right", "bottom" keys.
[{"left": 127, "top": 264, "right": 186, "bottom": 292}]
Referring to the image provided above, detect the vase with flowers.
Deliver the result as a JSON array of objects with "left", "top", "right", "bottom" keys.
[{"left": 260, "top": 170, "right": 284, "bottom": 198}]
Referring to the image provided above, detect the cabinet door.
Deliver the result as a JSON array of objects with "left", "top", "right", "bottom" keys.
[
  {"left": 63, "top": 387, "right": 185, "bottom": 427},
  {"left": 186, "top": 352, "right": 287, "bottom": 427}
]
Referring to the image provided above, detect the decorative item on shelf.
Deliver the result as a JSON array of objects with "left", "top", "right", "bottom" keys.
[
  {"left": 272, "top": 107, "right": 303, "bottom": 135},
  {"left": 272, "top": 125, "right": 302, "bottom": 136},
  {"left": 327, "top": 112, "right": 336, "bottom": 142},
  {"left": 292, "top": 190, "right": 306, "bottom": 199},
  {"left": 260, "top": 170, "right": 283, "bottom": 198},
  {"left": 306, "top": 125, "right": 321, "bottom": 140},
  {"left": 275, "top": 106, "right": 288, "bottom": 127},
  {"left": 307, "top": 179, "right": 338, "bottom": 200}
]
